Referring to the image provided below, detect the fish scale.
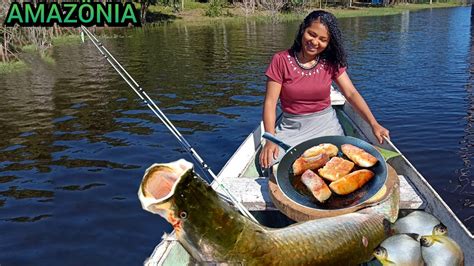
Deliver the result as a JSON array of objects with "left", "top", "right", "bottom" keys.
[{"left": 139, "top": 160, "right": 389, "bottom": 265}]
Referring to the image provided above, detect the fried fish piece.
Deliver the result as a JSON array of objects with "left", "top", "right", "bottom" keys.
[
  {"left": 293, "top": 154, "right": 330, "bottom": 176},
  {"left": 341, "top": 144, "right": 378, "bottom": 167},
  {"left": 301, "top": 169, "right": 332, "bottom": 203},
  {"left": 302, "top": 143, "right": 338, "bottom": 158},
  {"left": 329, "top": 169, "right": 375, "bottom": 195},
  {"left": 318, "top": 157, "right": 355, "bottom": 182}
]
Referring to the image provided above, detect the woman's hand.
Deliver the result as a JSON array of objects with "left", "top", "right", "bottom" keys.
[
  {"left": 259, "top": 141, "right": 279, "bottom": 169},
  {"left": 334, "top": 74, "right": 390, "bottom": 145},
  {"left": 371, "top": 122, "right": 390, "bottom": 144}
]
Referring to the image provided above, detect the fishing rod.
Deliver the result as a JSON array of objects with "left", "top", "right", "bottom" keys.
[{"left": 80, "top": 26, "right": 258, "bottom": 223}]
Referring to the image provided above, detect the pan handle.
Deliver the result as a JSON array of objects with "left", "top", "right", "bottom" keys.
[{"left": 262, "top": 132, "right": 292, "bottom": 151}]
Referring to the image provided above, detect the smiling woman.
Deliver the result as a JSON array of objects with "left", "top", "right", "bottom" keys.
[
  {"left": 295, "top": 20, "right": 329, "bottom": 67},
  {"left": 259, "top": 10, "right": 390, "bottom": 169},
  {"left": 0, "top": 6, "right": 471, "bottom": 265}
]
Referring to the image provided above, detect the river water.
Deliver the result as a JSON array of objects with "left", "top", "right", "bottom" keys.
[{"left": 0, "top": 6, "right": 472, "bottom": 265}]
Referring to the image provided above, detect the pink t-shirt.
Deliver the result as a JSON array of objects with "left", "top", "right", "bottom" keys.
[{"left": 265, "top": 49, "right": 346, "bottom": 115}]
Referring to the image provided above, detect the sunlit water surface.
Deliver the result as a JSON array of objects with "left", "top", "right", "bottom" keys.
[{"left": 0, "top": 6, "right": 472, "bottom": 265}]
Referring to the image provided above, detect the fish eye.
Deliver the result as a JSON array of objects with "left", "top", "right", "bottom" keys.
[
  {"left": 420, "top": 237, "right": 429, "bottom": 246},
  {"left": 374, "top": 247, "right": 384, "bottom": 256},
  {"left": 179, "top": 211, "right": 188, "bottom": 219},
  {"left": 434, "top": 224, "right": 448, "bottom": 235}
]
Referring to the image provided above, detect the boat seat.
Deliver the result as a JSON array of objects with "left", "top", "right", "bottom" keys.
[{"left": 217, "top": 173, "right": 424, "bottom": 212}]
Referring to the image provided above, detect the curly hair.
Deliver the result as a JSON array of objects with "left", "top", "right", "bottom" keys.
[{"left": 291, "top": 10, "right": 347, "bottom": 72}]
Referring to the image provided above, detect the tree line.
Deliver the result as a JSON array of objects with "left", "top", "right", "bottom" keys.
[{"left": 0, "top": 0, "right": 467, "bottom": 64}]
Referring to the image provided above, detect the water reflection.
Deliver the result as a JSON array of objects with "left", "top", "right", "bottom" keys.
[
  {"left": 0, "top": 176, "right": 17, "bottom": 183},
  {"left": 0, "top": 187, "right": 54, "bottom": 199},
  {"left": 451, "top": 7, "right": 474, "bottom": 229},
  {"left": 4, "top": 214, "right": 52, "bottom": 223},
  {"left": 0, "top": 7, "right": 472, "bottom": 265},
  {"left": 57, "top": 183, "right": 106, "bottom": 191}
]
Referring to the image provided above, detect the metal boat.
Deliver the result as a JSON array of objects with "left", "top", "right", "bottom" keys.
[{"left": 144, "top": 89, "right": 473, "bottom": 265}]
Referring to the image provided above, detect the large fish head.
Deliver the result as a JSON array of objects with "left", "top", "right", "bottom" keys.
[
  {"left": 138, "top": 159, "right": 242, "bottom": 263},
  {"left": 138, "top": 159, "right": 194, "bottom": 231}
]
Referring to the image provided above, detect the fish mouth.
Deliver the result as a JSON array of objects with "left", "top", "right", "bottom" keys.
[{"left": 138, "top": 159, "right": 193, "bottom": 217}]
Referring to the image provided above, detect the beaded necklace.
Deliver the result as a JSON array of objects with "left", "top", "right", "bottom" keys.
[{"left": 295, "top": 52, "right": 319, "bottom": 70}]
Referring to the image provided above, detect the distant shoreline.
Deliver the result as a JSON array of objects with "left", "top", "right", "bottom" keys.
[
  {"left": 0, "top": 3, "right": 465, "bottom": 74},
  {"left": 149, "top": 2, "right": 464, "bottom": 24}
]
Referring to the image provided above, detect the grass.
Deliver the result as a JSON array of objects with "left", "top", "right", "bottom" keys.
[
  {"left": 22, "top": 40, "right": 59, "bottom": 65},
  {"left": 329, "top": 3, "right": 462, "bottom": 18},
  {"left": 182, "top": 0, "right": 208, "bottom": 10},
  {"left": 40, "top": 53, "right": 56, "bottom": 65},
  {"left": 147, "top": 0, "right": 207, "bottom": 13},
  {"left": 21, "top": 44, "right": 37, "bottom": 53},
  {"left": 1, "top": 1, "right": 464, "bottom": 73},
  {"left": 2, "top": 36, "right": 74, "bottom": 74},
  {"left": 0, "top": 60, "right": 29, "bottom": 74},
  {"left": 146, "top": 1, "right": 464, "bottom": 25},
  {"left": 52, "top": 34, "right": 82, "bottom": 45}
]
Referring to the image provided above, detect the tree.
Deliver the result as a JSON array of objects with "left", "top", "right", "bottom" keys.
[{"left": 136, "top": 0, "right": 158, "bottom": 23}]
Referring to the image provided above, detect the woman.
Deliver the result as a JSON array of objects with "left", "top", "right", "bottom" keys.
[{"left": 259, "top": 10, "right": 389, "bottom": 169}]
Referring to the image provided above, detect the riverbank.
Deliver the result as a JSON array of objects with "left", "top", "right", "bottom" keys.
[
  {"left": 149, "top": 2, "right": 463, "bottom": 24},
  {"left": 0, "top": 34, "right": 81, "bottom": 74},
  {"left": 0, "top": 2, "right": 465, "bottom": 74},
  {"left": 0, "top": 60, "right": 28, "bottom": 74}
]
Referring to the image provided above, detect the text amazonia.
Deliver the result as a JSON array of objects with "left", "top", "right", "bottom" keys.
[{"left": 4, "top": 2, "right": 141, "bottom": 27}]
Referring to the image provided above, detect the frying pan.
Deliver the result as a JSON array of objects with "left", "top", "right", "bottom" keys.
[{"left": 262, "top": 133, "right": 388, "bottom": 210}]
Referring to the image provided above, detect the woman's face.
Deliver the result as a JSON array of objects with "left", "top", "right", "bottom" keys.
[{"left": 301, "top": 20, "right": 330, "bottom": 59}]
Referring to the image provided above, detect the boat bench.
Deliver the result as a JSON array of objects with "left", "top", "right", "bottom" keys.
[{"left": 217, "top": 174, "right": 424, "bottom": 211}]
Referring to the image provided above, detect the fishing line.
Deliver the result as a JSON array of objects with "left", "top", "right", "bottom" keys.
[{"left": 80, "top": 26, "right": 258, "bottom": 223}]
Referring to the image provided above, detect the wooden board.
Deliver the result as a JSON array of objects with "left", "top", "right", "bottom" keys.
[
  {"left": 217, "top": 166, "right": 423, "bottom": 213},
  {"left": 269, "top": 164, "right": 400, "bottom": 221}
]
